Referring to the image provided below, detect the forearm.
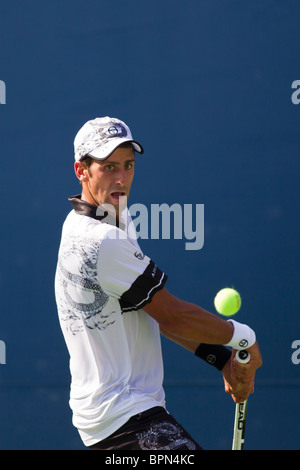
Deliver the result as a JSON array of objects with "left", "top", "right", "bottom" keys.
[
  {"left": 159, "top": 326, "right": 200, "bottom": 353},
  {"left": 169, "top": 301, "right": 234, "bottom": 345},
  {"left": 160, "top": 325, "right": 232, "bottom": 371},
  {"left": 155, "top": 289, "right": 262, "bottom": 398},
  {"left": 144, "top": 289, "right": 234, "bottom": 345}
]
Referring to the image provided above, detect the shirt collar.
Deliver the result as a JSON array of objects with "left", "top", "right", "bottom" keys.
[{"left": 68, "top": 194, "right": 125, "bottom": 229}]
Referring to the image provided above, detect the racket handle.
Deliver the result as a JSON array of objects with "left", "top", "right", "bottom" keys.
[
  {"left": 232, "top": 350, "right": 250, "bottom": 450},
  {"left": 236, "top": 350, "right": 250, "bottom": 364}
]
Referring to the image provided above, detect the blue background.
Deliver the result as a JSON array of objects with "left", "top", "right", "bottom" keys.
[{"left": 0, "top": 0, "right": 299, "bottom": 450}]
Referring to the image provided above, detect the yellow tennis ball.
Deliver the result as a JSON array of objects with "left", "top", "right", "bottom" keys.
[{"left": 214, "top": 288, "right": 241, "bottom": 316}]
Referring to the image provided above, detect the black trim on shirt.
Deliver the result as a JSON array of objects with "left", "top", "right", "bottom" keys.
[
  {"left": 69, "top": 195, "right": 125, "bottom": 229},
  {"left": 120, "top": 260, "right": 168, "bottom": 312}
]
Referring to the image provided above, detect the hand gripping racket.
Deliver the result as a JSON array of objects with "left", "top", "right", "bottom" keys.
[{"left": 232, "top": 350, "right": 250, "bottom": 450}]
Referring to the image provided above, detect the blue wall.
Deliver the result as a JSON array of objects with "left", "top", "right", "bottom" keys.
[{"left": 0, "top": 1, "right": 299, "bottom": 450}]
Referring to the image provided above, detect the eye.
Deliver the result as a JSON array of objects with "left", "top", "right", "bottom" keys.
[
  {"left": 104, "top": 164, "right": 115, "bottom": 171},
  {"left": 125, "top": 161, "right": 135, "bottom": 170}
]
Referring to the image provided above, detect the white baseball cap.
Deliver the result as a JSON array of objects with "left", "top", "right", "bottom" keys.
[{"left": 74, "top": 116, "right": 144, "bottom": 162}]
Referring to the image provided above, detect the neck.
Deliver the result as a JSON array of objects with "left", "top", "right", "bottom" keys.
[
  {"left": 81, "top": 190, "right": 121, "bottom": 224},
  {"left": 81, "top": 183, "right": 99, "bottom": 207}
]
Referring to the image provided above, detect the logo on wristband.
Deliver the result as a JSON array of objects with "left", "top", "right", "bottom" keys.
[
  {"left": 239, "top": 339, "right": 248, "bottom": 348},
  {"left": 206, "top": 354, "right": 216, "bottom": 365}
]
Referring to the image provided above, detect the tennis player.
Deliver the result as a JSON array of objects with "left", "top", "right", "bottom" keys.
[{"left": 55, "top": 116, "right": 262, "bottom": 450}]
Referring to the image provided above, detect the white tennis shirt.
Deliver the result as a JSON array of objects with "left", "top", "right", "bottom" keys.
[{"left": 55, "top": 196, "right": 168, "bottom": 447}]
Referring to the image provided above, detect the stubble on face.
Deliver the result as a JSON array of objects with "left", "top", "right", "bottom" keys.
[{"left": 82, "top": 145, "right": 135, "bottom": 219}]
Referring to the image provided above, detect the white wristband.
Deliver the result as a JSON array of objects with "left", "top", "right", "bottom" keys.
[{"left": 225, "top": 319, "right": 256, "bottom": 350}]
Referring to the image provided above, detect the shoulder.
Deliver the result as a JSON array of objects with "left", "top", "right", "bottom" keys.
[
  {"left": 62, "top": 210, "right": 119, "bottom": 239},
  {"left": 97, "top": 229, "right": 149, "bottom": 272}
]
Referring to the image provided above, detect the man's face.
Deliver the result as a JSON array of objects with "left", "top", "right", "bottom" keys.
[{"left": 81, "top": 145, "right": 135, "bottom": 217}]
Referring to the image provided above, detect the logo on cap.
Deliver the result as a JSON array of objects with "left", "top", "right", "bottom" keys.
[
  {"left": 108, "top": 126, "right": 119, "bottom": 135},
  {"left": 107, "top": 124, "right": 127, "bottom": 138}
]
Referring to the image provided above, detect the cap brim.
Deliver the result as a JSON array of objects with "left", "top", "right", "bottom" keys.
[{"left": 86, "top": 139, "right": 144, "bottom": 161}]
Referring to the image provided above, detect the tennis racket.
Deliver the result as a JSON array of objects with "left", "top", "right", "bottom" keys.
[{"left": 232, "top": 350, "right": 250, "bottom": 450}]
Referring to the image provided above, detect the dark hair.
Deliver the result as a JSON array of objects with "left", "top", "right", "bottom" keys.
[{"left": 80, "top": 155, "right": 94, "bottom": 168}]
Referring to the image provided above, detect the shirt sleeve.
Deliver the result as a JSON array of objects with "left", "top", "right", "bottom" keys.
[{"left": 97, "top": 230, "right": 168, "bottom": 312}]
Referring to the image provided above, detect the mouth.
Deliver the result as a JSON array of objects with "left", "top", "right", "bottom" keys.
[{"left": 110, "top": 191, "right": 127, "bottom": 201}]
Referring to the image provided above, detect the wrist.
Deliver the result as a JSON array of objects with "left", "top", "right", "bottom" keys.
[
  {"left": 194, "top": 343, "right": 232, "bottom": 370},
  {"left": 224, "top": 319, "right": 256, "bottom": 350}
]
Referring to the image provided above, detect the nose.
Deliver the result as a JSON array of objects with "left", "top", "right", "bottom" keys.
[{"left": 114, "top": 168, "right": 126, "bottom": 184}]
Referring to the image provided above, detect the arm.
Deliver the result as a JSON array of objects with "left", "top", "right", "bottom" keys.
[
  {"left": 143, "top": 287, "right": 234, "bottom": 345},
  {"left": 159, "top": 326, "right": 201, "bottom": 353},
  {"left": 144, "top": 288, "right": 262, "bottom": 402}
]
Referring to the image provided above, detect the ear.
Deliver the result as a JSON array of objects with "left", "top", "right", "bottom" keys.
[{"left": 74, "top": 161, "right": 89, "bottom": 184}]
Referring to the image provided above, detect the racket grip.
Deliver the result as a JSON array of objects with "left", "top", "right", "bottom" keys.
[{"left": 236, "top": 350, "right": 250, "bottom": 364}]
